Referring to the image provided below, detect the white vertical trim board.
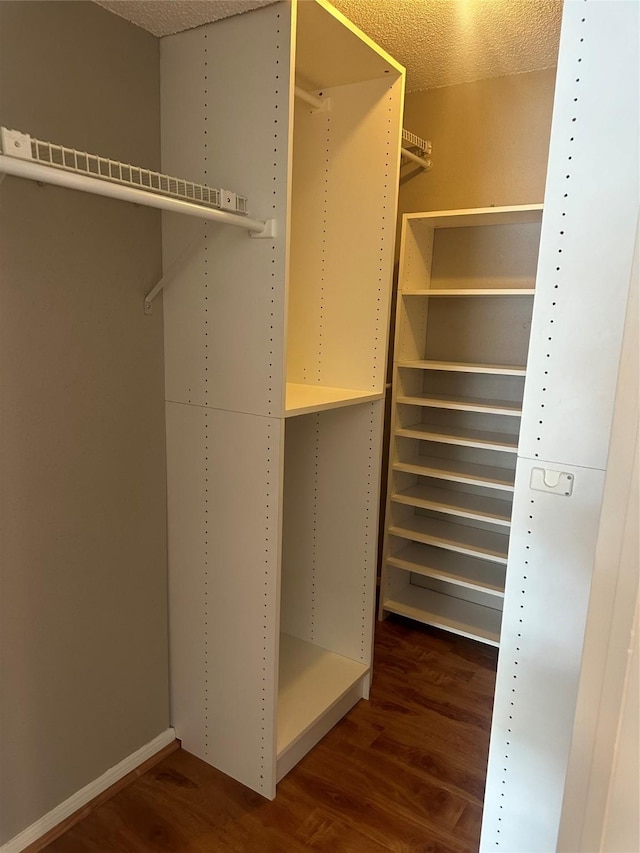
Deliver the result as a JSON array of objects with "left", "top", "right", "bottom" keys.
[
  {"left": 0, "top": 729, "right": 175, "bottom": 853},
  {"left": 161, "top": 3, "right": 291, "bottom": 419},
  {"left": 482, "top": 459, "right": 606, "bottom": 850},
  {"left": 481, "top": 1, "right": 640, "bottom": 850},
  {"left": 517, "top": 0, "right": 639, "bottom": 470},
  {"left": 558, "top": 223, "right": 639, "bottom": 850},
  {"left": 165, "top": 402, "right": 283, "bottom": 799}
]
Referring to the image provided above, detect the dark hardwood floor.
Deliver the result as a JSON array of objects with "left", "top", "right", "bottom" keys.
[{"left": 44, "top": 616, "right": 498, "bottom": 852}]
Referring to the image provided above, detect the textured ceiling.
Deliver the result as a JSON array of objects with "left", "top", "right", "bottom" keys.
[
  {"left": 94, "top": 1, "right": 276, "bottom": 36},
  {"left": 331, "top": 0, "right": 562, "bottom": 91},
  {"left": 94, "top": 0, "right": 562, "bottom": 92}
]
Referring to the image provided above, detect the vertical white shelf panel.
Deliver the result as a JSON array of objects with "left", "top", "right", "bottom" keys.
[
  {"left": 481, "top": 1, "right": 639, "bottom": 849},
  {"left": 482, "top": 458, "right": 606, "bottom": 848},
  {"left": 161, "top": 4, "right": 290, "bottom": 419},
  {"left": 162, "top": 0, "right": 404, "bottom": 799},
  {"left": 166, "top": 402, "right": 283, "bottom": 795}
]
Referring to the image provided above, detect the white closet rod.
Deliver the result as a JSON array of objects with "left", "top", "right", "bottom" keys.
[
  {"left": 401, "top": 128, "right": 432, "bottom": 172},
  {"left": 0, "top": 128, "right": 275, "bottom": 237},
  {"left": 294, "top": 86, "right": 331, "bottom": 113},
  {"left": 401, "top": 147, "right": 431, "bottom": 170}
]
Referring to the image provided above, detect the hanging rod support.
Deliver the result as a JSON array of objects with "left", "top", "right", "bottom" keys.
[
  {"left": 401, "top": 147, "right": 432, "bottom": 171},
  {"left": 144, "top": 237, "right": 203, "bottom": 315},
  {"left": 294, "top": 86, "right": 331, "bottom": 114}
]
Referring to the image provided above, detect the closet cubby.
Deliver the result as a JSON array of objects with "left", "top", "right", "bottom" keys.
[
  {"left": 286, "top": 1, "right": 400, "bottom": 417},
  {"left": 162, "top": 0, "right": 403, "bottom": 799},
  {"left": 381, "top": 205, "right": 542, "bottom": 647}
]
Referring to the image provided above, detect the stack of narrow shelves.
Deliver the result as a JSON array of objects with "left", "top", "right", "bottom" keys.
[{"left": 380, "top": 205, "right": 543, "bottom": 647}]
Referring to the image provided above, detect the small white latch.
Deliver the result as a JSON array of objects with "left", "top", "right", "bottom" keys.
[
  {"left": 220, "top": 189, "right": 237, "bottom": 212},
  {"left": 0, "top": 127, "right": 33, "bottom": 160},
  {"left": 530, "top": 467, "right": 574, "bottom": 496}
]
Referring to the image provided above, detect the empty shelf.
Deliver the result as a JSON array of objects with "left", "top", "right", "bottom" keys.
[
  {"left": 277, "top": 634, "right": 368, "bottom": 760},
  {"left": 387, "top": 542, "right": 506, "bottom": 597},
  {"left": 397, "top": 392, "right": 522, "bottom": 417},
  {"left": 389, "top": 515, "right": 509, "bottom": 564},
  {"left": 392, "top": 484, "right": 512, "bottom": 527},
  {"left": 395, "top": 422, "right": 519, "bottom": 453},
  {"left": 397, "top": 360, "right": 527, "bottom": 376},
  {"left": 394, "top": 454, "right": 515, "bottom": 491},
  {"left": 382, "top": 585, "right": 502, "bottom": 647},
  {"left": 402, "top": 289, "right": 535, "bottom": 297},
  {"left": 285, "top": 383, "right": 383, "bottom": 416}
]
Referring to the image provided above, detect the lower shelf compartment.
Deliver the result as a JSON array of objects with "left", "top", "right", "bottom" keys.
[
  {"left": 276, "top": 634, "right": 368, "bottom": 779},
  {"left": 382, "top": 586, "right": 502, "bottom": 647}
]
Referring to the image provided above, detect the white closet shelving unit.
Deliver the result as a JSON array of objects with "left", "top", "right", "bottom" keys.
[
  {"left": 380, "top": 205, "right": 543, "bottom": 647},
  {"left": 161, "top": 0, "right": 404, "bottom": 799}
]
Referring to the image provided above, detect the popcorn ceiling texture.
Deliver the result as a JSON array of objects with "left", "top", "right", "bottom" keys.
[
  {"left": 94, "top": 1, "right": 276, "bottom": 37},
  {"left": 331, "top": 0, "right": 562, "bottom": 91},
  {"left": 94, "top": 0, "right": 561, "bottom": 92}
]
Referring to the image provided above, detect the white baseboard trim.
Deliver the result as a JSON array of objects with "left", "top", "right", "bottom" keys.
[{"left": 1, "top": 727, "right": 176, "bottom": 853}]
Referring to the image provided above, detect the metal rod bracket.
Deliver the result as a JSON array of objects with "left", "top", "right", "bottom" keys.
[{"left": 250, "top": 218, "right": 276, "bottom": 239}]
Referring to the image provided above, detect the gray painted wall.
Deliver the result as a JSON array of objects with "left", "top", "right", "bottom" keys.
[{"left": 0, "top": 2, "right": 169, "bottom": 841}]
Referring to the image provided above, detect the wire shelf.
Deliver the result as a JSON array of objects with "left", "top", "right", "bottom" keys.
[
  {"left": 1, "top": 128, "right": 248, "bottom": 215},
  {"left": 402, "top": 129, "right": 431, "bottom": 155}
]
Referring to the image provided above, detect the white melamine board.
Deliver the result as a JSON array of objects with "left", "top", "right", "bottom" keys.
[
  {"left": 383, "top": 585, "right": 502, "bottom": 647},
  {"left": 389, "top": 516, "right": 509, "bottom": 564},
  {"left": 398, "top": 218, "right": 434, "bottom": 294},
  {"left": 277, "top": 633, "right": 368, "bottom": 757},
  {"left": 388, "top": 543, "right": 506, "bottom": 596},
  {"left": 285, "top": 383, "right": 382, "bottom": 416},
  {"left": 404, "top": 206, "right": 543, "bottom": 231},
  {"left": 398, "top": 361, "right": 527, "bottom": 376},
  {"left": 481, "top": 5, "right": 638, "bottom": 845},
  {"left": 165, "top": 402, "right": 283, "bottom": 798},
  {"left": 392, "top": 485, "right": 512, "bottom": 526},
  {"left": 280, "top": 401, "right": 383, "bottom": 662},
  {"left": 397, "top": 393, "right": 522, "bottom": 417},
  {"left": 517, "top": 1, "right": 639, "bottom": 471},
  {"left": 295, "top": 0, "right": 403, "bottom": 90},
  {"left": 162, "top": 3, "right": 290, "bottom": 203},
  {"left": 395, "top": 423, "right": 518, "bottom": 453},
  {"left": 481, "top": 456, "right": 606, "bottom": 850},
  {"left": 394, "top": 455, "right": 515, "bottom": 492},
  {"left": 403, "top": 289, "right": 535, "bottom": 297},
  {"left": 287, "top": 75, "right": 402, "bottom": 394},
  {"left": 165, "top": 403, "right": 208, "bottom": 762},
  {"left": 162, "top": 216, "right": 287, "bottom": 417},
  {"left": 161, "top": 4, "right": 291, "bottom": 417},
  {"left": 557, "top": 224, "right": 639, "bottom": 852}
]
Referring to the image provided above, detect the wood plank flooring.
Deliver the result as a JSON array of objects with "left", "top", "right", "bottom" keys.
[{"left": 44, "top": 616, "right": 498, "bottom": 852}]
